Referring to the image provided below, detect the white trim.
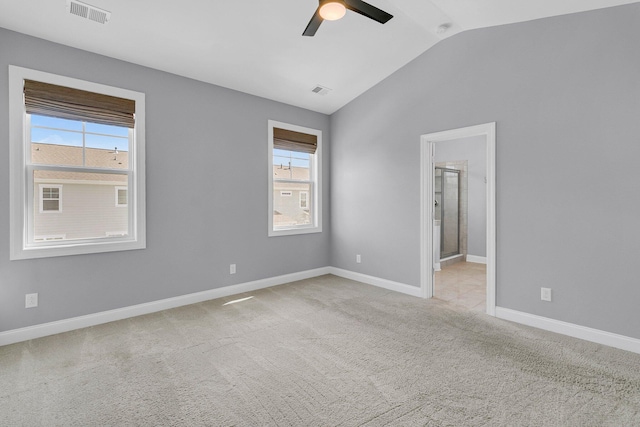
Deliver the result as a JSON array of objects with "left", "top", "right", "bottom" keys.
[
  {"left": 495, "top": 307, "right": 640, "bottom": 355},
  {"left": 0, "top": 267, "right": 331, "bottom": 347},
  {"left": 268, "top": 120, "right": 322, "bottom": 237},
  {"left": 420, "top": 122, "right": 496, "bottom": 316},
  {"left": 9, "top": 65, "right": 146, "bottom": 260},
  {"left": 466, "top": 255, "right": 487, "bottom": 264},
  {"left": 419, "top": 138, "right": 433, "bottom": 299},
  {"left": 4, "top": 266, "right": 640, "bottom": 356},
  {"left": 328, "top": 267, "right": 422, "bottom": 297}
]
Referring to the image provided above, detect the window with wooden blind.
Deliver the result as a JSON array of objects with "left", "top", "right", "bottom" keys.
[
  {"left": 268, "top": 120, "right": 322, "bottom": 236},
  {"left": 9, "top": 66, "right": 146, "bottom": 260}
]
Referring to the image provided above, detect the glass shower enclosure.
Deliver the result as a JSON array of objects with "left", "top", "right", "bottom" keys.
[{"left": 434, "top": 167, "right": 460, "bottom": 259}]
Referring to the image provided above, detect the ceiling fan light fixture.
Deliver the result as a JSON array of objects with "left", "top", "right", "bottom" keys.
[{"left": 319, "top": 1, "right": 347, "bottom": 21}]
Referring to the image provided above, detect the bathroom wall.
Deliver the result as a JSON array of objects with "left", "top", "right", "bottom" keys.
[{"left": 435, "top": 136, "right": 487, "bottom": 258}]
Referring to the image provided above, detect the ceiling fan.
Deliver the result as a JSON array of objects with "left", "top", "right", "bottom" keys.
[{"left": 303, "top": 0, "right": 393, "bottom": 37}]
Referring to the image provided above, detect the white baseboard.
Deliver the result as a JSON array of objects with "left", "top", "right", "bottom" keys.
[
  {"left": 6, "top": 267, "right": 638, "bottom": 356},
  {"left": 0, "top": 267, "right": 331, "bottom": 347},
  {"left": 495, "top": 307, "right": 640, "bottom": 355},
  {"left": 466, "top": 255, "right": 487, "bottom": 264},
  {"left": 434, "top": 262, "right": 441, "bottom": 272},
  {"left": 328, "top": 267, "right": 422, "bottom": 298}
]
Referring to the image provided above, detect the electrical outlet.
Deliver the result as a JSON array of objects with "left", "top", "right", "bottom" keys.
[
  {"left": 541, "top": 287, "right": 552, "bottom": 302},
  {"left": 356, "top": 254, "right": 361, "bottom": 263},
  {"left": 230, "top": 264, "right": 236, "bottom": 275},
  {"left": 25, "top": 293, "right": 38, "bottom": 308}
]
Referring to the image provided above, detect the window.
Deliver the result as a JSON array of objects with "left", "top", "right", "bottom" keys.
[
  {"left": 268, "top": 120, "right": 322, "bottom": 236},
  {"left": 9, "top": 66, "right": 146, "bottom": 260},
  {"left": 116, "top": 186, "right": 128, "bottom": 207},
  {"left": 40, "top": 185, "right": 62, "bottom": 213}
]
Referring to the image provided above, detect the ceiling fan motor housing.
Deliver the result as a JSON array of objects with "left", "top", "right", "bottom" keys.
[{"left": 303, "top": 0, "right": 393, "bottom": 36}]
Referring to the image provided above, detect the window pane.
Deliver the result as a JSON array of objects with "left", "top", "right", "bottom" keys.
[
  {"left": 273, "top": 182, "right": 312, "bottom": 227},
  {"left": 42, "top": 200, "right": 59, "bottom": 211},
  {"left": 31, "top": 128, "right": 83, "bottom": 166},
  {"left": 86, "top": 122, "right": 129, "bottom": 137},
  {"left": 33, "top": 170, "right": 128, "bottom": 241},
  {"left": 42, "top": 188, "right": 56, "bottom": 198},
  {"left": 117, "top": 188, "right": 127, "bottom": 205},
  {"left": 273, "top": 151, "right": 310, "bottom": 181},
  {"left": 86, "top": 133, "right": 129, "bottom": 151},
  {"left": 31, "top": 115, "right": 83, "bottom": 131},
  {"left": 86, "top": 134, "right": 129, "bottom": 169}
]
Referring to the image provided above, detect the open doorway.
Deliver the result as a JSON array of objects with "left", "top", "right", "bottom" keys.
[
  {"left": 434, "top": 139, "right": 485, "bottom": 312},
  {"left": 420, "top": 123, "right": 496, "bottom": 315}
]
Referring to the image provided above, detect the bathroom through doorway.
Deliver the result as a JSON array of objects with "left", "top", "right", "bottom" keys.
[{"left": 420, "top": 123, "right": 496, "bottom": 315}]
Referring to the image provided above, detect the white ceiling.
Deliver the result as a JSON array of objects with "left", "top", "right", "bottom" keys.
[{"left": 1, "top": 0, "right": 637, "bottom": 114}]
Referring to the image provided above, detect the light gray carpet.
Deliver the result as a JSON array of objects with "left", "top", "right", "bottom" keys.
[{"left": 1, "top": 274, "right": 639, "bottom": 426}]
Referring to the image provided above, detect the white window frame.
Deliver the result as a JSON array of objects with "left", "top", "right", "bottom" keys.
[
  {"left": 39, "top": 184, "right": 63, "bottom": 213},
  {"left": 268, "top": 120, "right": 322, "bottom": 237},
  {"left": 299, "top": 191, "right": 308, "bottom": 209},
  {"left": 9, "top": 65, "right": 146, "bottom": 260},
  {"left": 115, "top": 186, "right": 128, "bottom": 207}
]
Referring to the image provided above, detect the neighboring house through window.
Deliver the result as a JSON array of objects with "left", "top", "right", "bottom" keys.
[
  {"left": 268, "top": 120, "right": 322, "bottom": 236},
  {"left": 9, "top": 66, "right": 146, "bottom": 260}
]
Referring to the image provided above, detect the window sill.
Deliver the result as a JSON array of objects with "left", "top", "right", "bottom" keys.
[
  {"left": 11, "top": 239, "right": 146, "bottom": 260},
  {"left": 269, "top": 225, "right": 322, "bottom": 237}
]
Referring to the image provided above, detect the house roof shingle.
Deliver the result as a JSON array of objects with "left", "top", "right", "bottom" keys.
[{"left": 32, "top": 143, "right": 128, "bottom": 183}]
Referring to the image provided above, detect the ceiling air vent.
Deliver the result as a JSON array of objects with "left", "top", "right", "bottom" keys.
[
  {"left": 311, "top": 85, "right": 332, "bottom": 96},
  {"left": 66, "top": 0, "right": 111, "bottom": 24}
]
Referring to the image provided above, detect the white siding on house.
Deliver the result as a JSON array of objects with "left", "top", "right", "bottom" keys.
[
  {"left": 273, "top": 182, "right": 311, "bottom": 226},
  {"left": 34, "top": 182, "right": 128, "bottom": 240}
]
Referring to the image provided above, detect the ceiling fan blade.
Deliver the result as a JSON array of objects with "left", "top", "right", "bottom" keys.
[
  {"left": 344, "top": 0, "right": 393, "bottom": 24},
  {"left": 302, "top": 8, "right": 323, "bottom": 36}
]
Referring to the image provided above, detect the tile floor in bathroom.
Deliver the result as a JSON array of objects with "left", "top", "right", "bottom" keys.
[{"left": 434, "top": 261, "right": 486, "bottom": 312}]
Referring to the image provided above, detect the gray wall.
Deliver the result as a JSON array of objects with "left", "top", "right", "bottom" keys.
[
  {"left": 330, "top": 4, "right": 640, "bottom": 339},
  {"left": 0, "top": 28, "right": 330, "bottom": 332},
  {"left": 435, "top": 136, "right": 487, "bottom": 257},
  {"left": 3, "top": 4, "right": 640, "bottom": 342}
]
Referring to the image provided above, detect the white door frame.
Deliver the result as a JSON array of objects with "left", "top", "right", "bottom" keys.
[{"left": 420, "top": 122, "right": 496, "bottom": 316}]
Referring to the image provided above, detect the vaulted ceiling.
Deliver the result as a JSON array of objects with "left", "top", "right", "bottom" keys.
[{"left": 1, "top": 0, "right": 637, "bottom": 114}]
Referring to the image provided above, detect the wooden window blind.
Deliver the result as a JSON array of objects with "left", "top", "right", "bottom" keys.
[
  {"left": 273, "top": 127, "right": 317, "bottom": 154},
  {"left": 24, "top": 80, "right": 135, "bottom": 128}
]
